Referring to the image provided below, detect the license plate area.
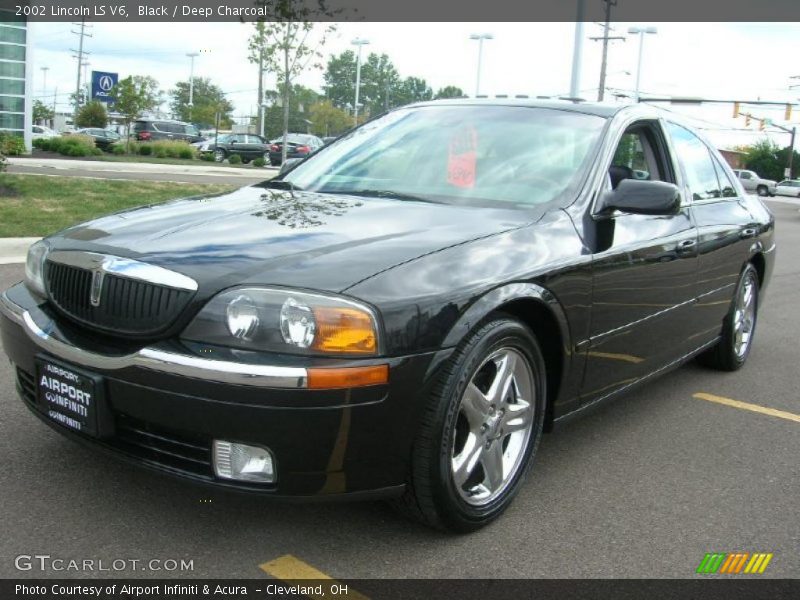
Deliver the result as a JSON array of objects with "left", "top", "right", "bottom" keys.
[{"left": 36, "top": 357, "right": 108, "bottom": 438}]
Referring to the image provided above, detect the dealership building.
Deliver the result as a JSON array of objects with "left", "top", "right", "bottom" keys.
[{"left": 0, "top": 10, "right": 32, "bottom": 151}]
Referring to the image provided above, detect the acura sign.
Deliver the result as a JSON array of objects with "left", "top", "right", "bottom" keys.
[{"left": 91, "top": 71, "right": 118, "bottom": 103}]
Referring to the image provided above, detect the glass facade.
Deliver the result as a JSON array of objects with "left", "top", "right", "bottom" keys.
[{"left": 0, "top": 11, "right": 29, "bottom": 150}]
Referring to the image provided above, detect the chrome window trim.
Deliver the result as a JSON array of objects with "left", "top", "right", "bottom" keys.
[
  {"left": 0, "top": 292, "right": 307, "bottom": 389},
  {"left": 46, "top": 251, "right": 198, "bottom": 292}
]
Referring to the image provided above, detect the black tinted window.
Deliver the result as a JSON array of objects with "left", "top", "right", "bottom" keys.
[{"left": 712, "top": 157, "right": 738, "bottom": 198}]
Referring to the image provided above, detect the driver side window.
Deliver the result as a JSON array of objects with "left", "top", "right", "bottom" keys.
[{"left": 608, "top": 124, "right": 668, "bottom": 190}]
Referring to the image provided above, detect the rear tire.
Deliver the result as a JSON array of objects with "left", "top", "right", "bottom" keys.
[
  {"left": 698, "top": 264, "right": 759, "bottom": 371},
  {"left": 214, "top": 149, "right": 226, "bottom": 163},
  {"left": 756, "top": 185, "right": 768, "bottom": 197},
  {"left": 393, "top": 318, "right": 546, "bottom": 532}
]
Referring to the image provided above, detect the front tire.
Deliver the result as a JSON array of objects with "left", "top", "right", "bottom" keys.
[
  {"left": 213, "top": 149, "right": 227, "bottom": 163},
  {"left": 756, "top": 185, "right": 768, "bottom": 197},
  {"left": 698, "top": 264, "right": 759, "bottom": 371},
  {"left": 395, "top": 318, "right": 546, "bottom": 532}
]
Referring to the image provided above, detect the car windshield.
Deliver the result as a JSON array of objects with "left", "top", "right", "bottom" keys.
[{"left": 284, "top": 105, "right": 606, "bottom": 207}]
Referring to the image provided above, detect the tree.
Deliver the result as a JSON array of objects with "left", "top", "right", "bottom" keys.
[
  {"left": 309, "top": 100, "right": 351, "bottom": 137},
  {"left": 75, "top": 101, "right": 108, "bottom": 128},
  {"left": 740, "top": 139, "right": 783, "bottom": 182},
  {"left": 169, "top": 77, "right": 233, "bottom": 129},
  {"left": 110, "top": 75, "right": 162, "bottom": 151},
  {"left": 249, "top": 17, "right": 335, "bottom": 163},
  {"left": 261, "top": 84, "right": 321, "bottom": 139},
  {"left": 435, "top": 85, "right": 466, "bottom": 100},
  {"left": 393, "top": 76, "right": 433, "bottom": 107},
  {"left": 324, "top": 51, "right": 401, "bottom": 118},
  {"left": 33, "top": 100, "right": 54, "bottom": 125}
]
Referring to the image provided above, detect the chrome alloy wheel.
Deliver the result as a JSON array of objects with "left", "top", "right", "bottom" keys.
[
  {"left": 733, "top": 272, "right": 757, "bottom": 359},
  {"left": 451, "top": 347, "right": 535, "bottom": 506}
]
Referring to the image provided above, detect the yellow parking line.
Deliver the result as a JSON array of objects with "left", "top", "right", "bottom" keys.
[
  {"left": 693, "top": 393, "right": 800, "bottom": 424},
  {"left": 259, "top": 555, "right": 369, "bottom": 600}
]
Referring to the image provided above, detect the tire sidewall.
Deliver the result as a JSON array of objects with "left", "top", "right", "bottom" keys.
[
  {"left": 430, "top": 320, "right": 546, "bottom": 530},
  {"left": 726, "top": 265, "right": 759, "bottom": 368}
]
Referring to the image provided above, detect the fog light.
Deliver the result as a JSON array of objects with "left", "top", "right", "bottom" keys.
[{"left": 213, "top": 440, "right": 275, "bottom": 483}]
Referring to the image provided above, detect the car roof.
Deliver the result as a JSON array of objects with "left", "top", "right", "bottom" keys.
[{"left": 408, "top": 98, "right": 627, "bottom": 118}]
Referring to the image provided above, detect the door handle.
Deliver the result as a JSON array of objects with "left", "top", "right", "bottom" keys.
[
  {"left": 740, "top": 228, "right": 757, "bottom": 239},
  {"left": 677, "top": 239, "right": 697, "bottom": 251}
]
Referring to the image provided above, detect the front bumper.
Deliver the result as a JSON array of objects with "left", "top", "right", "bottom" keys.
[{"left": 1, "top": 284, "right": 449, "bottom": 499}]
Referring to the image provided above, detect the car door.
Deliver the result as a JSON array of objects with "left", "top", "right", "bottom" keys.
[
  {"left": 737, "top": 170, "right": 754, "bottom": 191},
  {"left": 244, "top": 135, "right": 264, "bottom": 159},
  {"left": 581, "top": 120, "right": 699, "bottom": 401},
  {"left": 666, "top": 122, "right": 764, "bottom": 347}
]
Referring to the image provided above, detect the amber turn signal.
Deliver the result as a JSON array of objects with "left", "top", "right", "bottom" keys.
[
  {"left": 307, "top": 365, "right": 389, "bottom": 389},
  {"left": 311, "top": 306, "right": 377, "bottom": 354}
]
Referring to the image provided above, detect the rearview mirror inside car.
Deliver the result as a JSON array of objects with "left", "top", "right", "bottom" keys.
[{"left": 597, "top": 179, "right": 681, "bottom": 216}]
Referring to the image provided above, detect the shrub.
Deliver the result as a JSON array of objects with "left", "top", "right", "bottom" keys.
[
  {"left": 111, "top": 143, "right": 126, "bottom": 155},
  {"left": 0, "top": 132, "right": 27, "bottom": 156},
  {"left": 199, "top": 152, "right": 215, "bottom": 162},
  {"left": 39, "top": 134, "right": 96, "bottom": 158},
  {"left": 178, "top": 146, "right": 195, "bottom": 160},
  {"left": 253, "top": 157, "right": 266, "bottom": 168},
  {"left": 139, "top": 144, "right": 153, "bottom": 156},
  {"left": 228, "top": 154, "right": 242, "bottom": 165},
  {"left": 149, "top": 140, "right": 195, "bottom": 159},
  {"left": 91, "top": 148, "right": 104, "bottom": 156}
]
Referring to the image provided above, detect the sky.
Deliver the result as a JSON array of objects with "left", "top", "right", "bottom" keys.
[{"left": 30, "top": 21, "right": 800, "bottom": 149}]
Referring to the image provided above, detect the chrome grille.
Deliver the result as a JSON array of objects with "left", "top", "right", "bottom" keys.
[{"left": 45, "top": 259, "right": 194, "bottom": 336}]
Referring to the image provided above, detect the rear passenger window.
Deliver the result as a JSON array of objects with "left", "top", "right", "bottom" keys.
[
  {"left": 712, "top": 158, "right": 739, "bottom": 198},
  {"left": 666, "top": 122, "right": 720, "bottom": 201}
]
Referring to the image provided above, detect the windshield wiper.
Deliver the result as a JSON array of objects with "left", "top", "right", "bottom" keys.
[{"left": 330, "top": 189, "right": 437, "bottom": 203}]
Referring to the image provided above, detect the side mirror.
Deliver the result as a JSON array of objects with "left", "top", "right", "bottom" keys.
[
  {"left": 597, "top": 179, "right": 681, "bottom": 216},
  {"left": 279, "top": 157, "right": 302, "bottom": 175}
]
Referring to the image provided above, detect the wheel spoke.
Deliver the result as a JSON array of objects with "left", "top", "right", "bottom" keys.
[
  {"left": 487, "top": 352, "right": 517, "bottom": 406},
  {"left": 501, "top": 401, "right": 532, "bottom": 434},
  {"left": 452, "top": 434, "right": 483, "bottom": 488},
  {"left": 481, "top": 442, "right": 505, "bottom": 491},
  {"left": 462, "top": 383, "right": 490, "bottom": 429}
]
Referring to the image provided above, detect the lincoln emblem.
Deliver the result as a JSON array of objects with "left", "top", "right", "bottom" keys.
[{"left": 89, "top": 269, "right": 105, "bottom": 307}]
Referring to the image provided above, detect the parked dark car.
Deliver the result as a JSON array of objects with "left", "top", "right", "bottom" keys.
[
  {"left": 1, "top": 100, "right": 774, "bottom": 532},
  {"left": 75, "top": 128, "right": 121, "bottom": 150},
  {"left": 132, "top": 119, "right": 203, "bottom": 143},
  {"left": 268, "top": 133, "right": 324, "bottom": 165},
  {"left": 197, "top": 133, "right": 270, "bottom": 164}
]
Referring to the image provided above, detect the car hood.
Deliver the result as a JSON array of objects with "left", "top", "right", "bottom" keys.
[{"left": 48, "top": 186, "right": 536, "bottom": 296}]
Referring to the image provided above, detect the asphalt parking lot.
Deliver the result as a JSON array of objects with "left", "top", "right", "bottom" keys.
[{"left": 0, "top": 199, "right": 798, "bottom": 581}]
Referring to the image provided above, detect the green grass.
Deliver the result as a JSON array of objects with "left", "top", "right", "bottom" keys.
[
  {"left": 91, "top": 154, "right": 261, "bottom": 168},
  {"left": 0, "top": 174, "right": 235, "bottom": 237}
]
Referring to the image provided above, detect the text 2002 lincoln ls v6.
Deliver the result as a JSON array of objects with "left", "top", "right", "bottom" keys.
[{"left": 0, "top": 100, "right": 774, "bottom": 531}]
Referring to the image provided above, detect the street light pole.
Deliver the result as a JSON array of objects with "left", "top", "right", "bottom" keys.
[
  {"left": 469, "top": 33, "right": 493, "bottom": 97},
  {"left": 569, "top": 0, "right": 585, "bottom": 99},
  {"left": 352, "top": 38, "right": 369, "bottom": 127},
  {"left": 628, "top": 26, "right": 657, "bottom": 102},
  {"left": 186, "top": 52, "right": 199, "bottom": 121}
]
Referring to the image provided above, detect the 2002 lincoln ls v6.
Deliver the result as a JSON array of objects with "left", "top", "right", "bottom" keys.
[{"left": 0, "top": 100, "right": 775, "bottom": 531}]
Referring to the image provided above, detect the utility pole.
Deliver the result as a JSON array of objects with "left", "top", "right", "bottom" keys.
[
  {"left": 70, "top": 18, "right": 91, "bottom": 118},
  {"left": 186, "top": 52, "right": 199, "bottom": 122},
  {"left": 590, "top": 1, "right": 625, "bottom": 101},
  {"left": 569, "top": 0, "right": 586, "bottom": 99},
  {"left": 257, "top": 52, "right": 265, "bottom": 136},
  {"left": 788, "top": 127, "right": 796, "bottom": 179}
]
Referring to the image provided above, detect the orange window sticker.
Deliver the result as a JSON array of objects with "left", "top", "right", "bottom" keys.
[{"left": 447, "top": 126, "right": 478, "bottom": 188}]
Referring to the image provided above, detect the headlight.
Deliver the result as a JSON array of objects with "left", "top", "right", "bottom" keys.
[
  {"left": 25, "top": 240, "right": 49, "bottom": 297},
  {"left": 182, "top": 287, "right": 381, "bottom": 357}
]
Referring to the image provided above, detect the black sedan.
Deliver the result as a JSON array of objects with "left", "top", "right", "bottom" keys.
[
  {"left": 197, "top": 133, "right": 271, "bottom": 164},
  {"left": 0, "top": 100, "right": 774, "bottom": 532},
  {"left": 268, "top": 133, "right": 324, "bottom": 165},
  {"left": 75, "top": 128, "right": 121, "bottom": 150}
]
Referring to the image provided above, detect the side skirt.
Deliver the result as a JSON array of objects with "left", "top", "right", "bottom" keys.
[{"left": 551, "top": 337, "right": 720, "bottom": 429}]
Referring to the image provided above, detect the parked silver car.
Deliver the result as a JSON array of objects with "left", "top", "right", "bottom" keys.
[
  {"left": 732, "top": 169, "right": 776, "bottom": 196},
  {"left": 775, "top": 179, "right": 800, "bottom": 197}
]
